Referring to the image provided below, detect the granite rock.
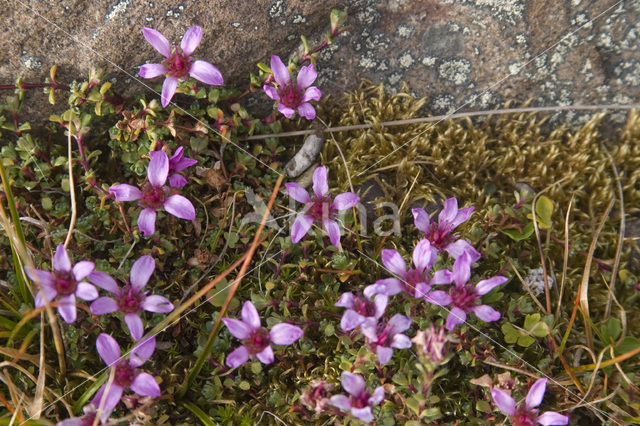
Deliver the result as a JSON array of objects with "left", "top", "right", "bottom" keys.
[{"left": 1, "top": 0, "right": 639, "bottom": 127}]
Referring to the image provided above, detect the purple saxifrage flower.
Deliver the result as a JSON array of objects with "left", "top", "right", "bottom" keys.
[
  {"left": 56, "top": 404, "right": 111, "bottom": 426},
  {"left": 26, "top": 244, "right": 98, "bottom": 323},
  {"left": 433, "top": 251, "right": 507, "bottom": 330},
  {"left": 92, "top": 334, "right": 161, "bottom": 412},
  {"left": 139, "top": 26, "right": 224, "bottom": 107},
  {"left": 361, "top": 313, "right": 412, "bottom": 364},
  {"left": 222, "top": 300, "right": 303, "bottom": 368},
  {"left": 334, "top": 292, "right": 387, "bottom": 332},
  {"left": 110, "top": 150, "right": 196, "bottom": 236},
  {"left": 364, "top": 239, "right": 451, "bottom": 301},
  {"left": 412, "top": 324, "right": 452, "bottom": 364},
  {"left": 168, "top": 146, "right": 197, "bottom": 187},
  {"left": 286, "top": 166, "right": 360, "bottom": 247},
  {"left": 90, "top": 256, "right": 173, "bottom": 340},
  {"left": 412, "top": 197, "right": 481, "bottom": 261},
  {"left": 263, "top": 55, "right": 322, "bottom": 120},
  {"left": 329, "top": 372, "right": 385, "bottom": 424},
  {"left": 491, "top": 378, "right": 569, "bottom": 425}
]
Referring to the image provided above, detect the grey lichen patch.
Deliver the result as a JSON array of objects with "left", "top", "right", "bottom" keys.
[
  {"left": 354, "top": 4, "right": 381, "bottom": 25},
  {"left": 441, "top": 0, "right": 525, "bottom": 25},
  {"left": 571, "top": 12, "right": 592, "bottom": 30},
  {"left": 422, "top": 56, "right": 437, "bottom": 67},
  {"left": 268, "top": 0, "right": 286, "bottom": 19},
  {"left": 398, "top": 51, "right": 415, "bottom": 69},
  {"left": 422, "top": 23, "right": 465, "bottom": 58},
  {"left": 21, "top": 55, "right": 43, "bottom": 71},
  {"left": 388, "top": 72, "right": 403, "bottom": 86},
  {"left": 105, "top": 0, "right": 132, "bottom": 21},
  {"left": 507, "top": 61, "right": 522, "bottom": 76},
  {"left": 464, "top": 90, "right": 501, "bottom": 109},
  {"left": 397, "top": 24, "right": 414, "bottom": 38},
  {"left": 438, "top": 58, "right": 471, "bottom": 85},
  {"left": 165, "top": 4, "right": 185, "bottom": 19},
  {"left": 615, "top": 60, "right": 640, "bottom": 86},
  {"left": 291, "top": 14, "right": 306, "bottom": 24},
  {"left": 430, "top": 93, "right": 457, "bottom": 114}
]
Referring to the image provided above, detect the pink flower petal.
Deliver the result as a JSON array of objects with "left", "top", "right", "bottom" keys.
[
  {"left": 141, "top": 295, "right": 174, "bottom": 313},
  {"left": 189, "top": 60, "right": 224, "bottom": 85},
  {"left": 138, "top": 208, "right": 157, "bottom": 236},
  {"left": 387, "top": 314, "right": 412, "bottom": 335},
  {"left": 269, "top": 323, "right": 303, "bottom": 345},
  {"left": 445, "top": 307, "right": 466, "bottom": 330},
  {"left": 96, "top": 333, "right": 121, "bottom": 366},
  {"left": 161, "top": 76, "right": 178, "bottom": 107},
  {"left": 312, "top": 166, "right": 329, "bottom": 198},
  {"left": 241, "top": 301, "right": 261, "bottom": 330},
  {"left": 130, "top": 335, "right": 156, "bottom": 367},
  {"left": 53, "top": 244, "right": 72, "bottom": 273},
  {"left": 452, "top": 251, "right": 472, "bottom": 286},
  {"left": 73, "top": 261, "right": 95, "bottom": 281},
  {"left": 360, "top": 318, "right": 378, "bottom": 341},
  {"left": 142, "top": 27, "right": 171, "bottom": 57},
  {"left": 424, "top": 290, "right": 452, "bottom": 306},
  {"left": 475, "top": 276, "right": 508, "bottom": 296},
  {"left": 302, "top": 86, "right": 322, "bottom": 102},
  {"left": 332, "top": 192, "right": 360, "bottom": 210},
  {"left": 297, "top": 102, "right": 316, "bottom": 120},
  {"left": 89, "top": 271, "right": 119, "bottom": 293},
  {"left": 369, "top": 386, "right": 385, "bottom": 405},
  {"left": 334, "top": 292, "right": 355, "bottom": 308},
  {"left": 291, "top": 214, "right": 314, "bottom": 243},
  {"left": 277, "top": 103, "right": 295, "bottom": 118},
  {"left": 377, "top": 346, "right": 394, "bottom": 364},
  {"left": 438, "top": 197, "right": 459, "bottom": 227},
  {"left": 131, "top": 372, "right": 161, "bottom": 397},
  {"left": 263, "top": 84, "right": 280, "bottom": 101},
  {"left": 148, "top": 150, "right": 169, "bottom": 187},
  {"left": 171, "top": 156, "right": 198, "bottom": 172},
  {"left": 363, "top": 278, "right": 403, "bottom": 298},
  {"left": 471, "top": 305, "right": 501, "bottom": 323},
  {"left": 412, "top": 208, "right": 431, "bottom": 233},
  {"left": 75, "top": 282, "right": 98, "bottom": 301},
  {"left": 431, "top": 269, "right": 453, "bottom": 285},
  {"left": 180, "top": 26, "right": 202, "bottom": 56},
  {"left": 57, "top": 295, "right": 76, "bottom": 323},
  {"left": 391, "top": 334, "right": 412, "bottom": 349},
  {"left": 125, "top": 313, "right": 144, "bottom": 340},
  {"left": 270, "top": 55, "right": 290, "bottom": 87},
  {"left": 340, "top": 310, "right": 365, "bottom": 331},
  {"left": 109, "top": 184, "right": 142, "bottom": 201},
  {"left": 329, "top": 395, "right": 351, "bottom": 411},
  {"left": 351, "top": 407, "right": 374, "bottom": 423},
  {"left": 92, "top": 382, "right": 123, "bottom": 413},
  {"left": 130, "top": 255, "right": 155, "bottom": 291},
  {"left": 341, "top": 372, "right": 365, "bottom": 397},
  {"left": 536, "top": 411, "right": 569, "bottom": 425},
  {"left": 256, "top": 345, "right": 274, "bottom": 364},
  {"left": 451, "top": 206, "right": 474, "bottom": 228},
  {"left": 90, "top": 297, "right": 119, "bottom": 315},
  {"left": 26, "top": 268, "right": 55, "bottom": 292},
  {"left": 323, "top": 218, "right": 341, "bottom": 246},
  {"left": 222, "top": 318, "right": 252, "bottom": 339},
  {"left": 526, "top": 378, "right": 548, "bottom": 410},
  {"left": 490, "top": 388, "right": 516, "bottom": 416},
  {"left": 381, "top": 249, "right": 407, "bottom": 276},
  {"left": 139, "top": 63, "right": 168, "bottom": 79},
  {"left": 296, "top": 64, "right": 317, "bottom": 89},
  {"left": 373, "top": 294, "right": 388, "bottom": 318},
  {"left": 445, "top": 239, "right": 481, "bottom": 261},
  {"left": 169, "top": 174, "right": 188, "bottom": 188},
  {"left": 226, "top": 345, "right": 250, "bottom": 368},
  {"left": 285, "top": 182, "right": 311, "bottom": 204},
  {"left": 164, "top": 194, "right": 196, "bottom": 220},
  {"left": 412, "top": 239, "right": 433, "bottom": 274}
]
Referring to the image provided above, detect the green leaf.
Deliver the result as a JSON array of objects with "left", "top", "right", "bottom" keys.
[
  {"left": 501, "top": 222, "right": 534, "bottom": 241},
  {"left": 530, "top": 195, "right": 554, "bottom": 228},
  {"left": 615, "top": 337, "right": 640, "bottom": 356}
]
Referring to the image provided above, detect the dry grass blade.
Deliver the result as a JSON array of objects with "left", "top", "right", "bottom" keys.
[
  {"left": 32, "top": 316, "right": 46, "bottom": 419},
  {"left": 578, "top": 197, "right": 615, "bottom": 350},
  {"left": 555, "top": 196, "right": 574, "bottom": 320},
  {"left": 64, "top": 111, "right": 77, "bottom": 248},
  {"left": 601, "top": 144, "right": 624, "bottom": 320}
]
